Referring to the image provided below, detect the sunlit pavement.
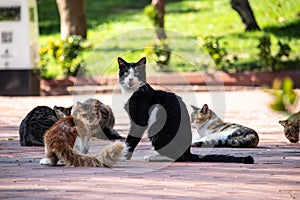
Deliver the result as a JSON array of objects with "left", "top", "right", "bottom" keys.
[{"left": 0, "top": 89, "right": 299, "bottom": 200}]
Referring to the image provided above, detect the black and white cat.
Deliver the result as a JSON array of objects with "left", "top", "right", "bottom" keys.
[{"left": 117, "top": 57, "right": 254, "bottom": 164}]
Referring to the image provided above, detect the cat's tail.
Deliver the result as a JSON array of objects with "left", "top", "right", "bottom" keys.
[
  {"left": 185, "top": 153, "right": 254, "bottom": 164},
  {"left": 57, "top": 141, "right": 126, "bottom": 167},
  {"left": 199, "top": 154, "right": 254, "bottom": 164},
  {"left": 95, "top": 141, "right": 126, "bottom": 167}
]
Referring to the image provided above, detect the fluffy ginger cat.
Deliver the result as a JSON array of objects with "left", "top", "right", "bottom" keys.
[{"left": 39, "top": 101, "right": 125, "bottom": 167}]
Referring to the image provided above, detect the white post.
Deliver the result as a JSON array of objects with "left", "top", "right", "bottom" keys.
[{"left": 0, "top": 0, "right": 40, "bottom": 95}]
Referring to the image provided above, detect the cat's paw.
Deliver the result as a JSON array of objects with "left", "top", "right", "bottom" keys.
[
  {"left": 124, "top": 151, "right": 133, "bottom": 160},
  {"left": 39, "top": 158, "right": 53, "bottom": 165},
  {"left": 57, "top": 160, "right": 65, "bottom": 165},
  {"left": 144, "top": 155, "right": 152, "bottom": 162},
  {"left": 119, "top": 146, "right": 128, "bottom": 162},
  {"left": 119, "top": 156, "right": 127, "bottom": 162},
  {"left": 144, "top": 154, "right": 174, "bottom": 162}
]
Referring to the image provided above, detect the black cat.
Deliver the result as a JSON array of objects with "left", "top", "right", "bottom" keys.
[{"left": 118, "top": 57, "right": 254, "bottom": 164}]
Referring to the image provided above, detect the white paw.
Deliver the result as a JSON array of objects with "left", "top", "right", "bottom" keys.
[
  {"left": 124, "top": 151, "right": 133, "bottom": 160},
  {"left": 144, "top": 155, "right": 153, "bottom": 162},
  {"left": 144, "top": 154, "right": 174, "bottom": 162},
  {"left": 57, "top": 160, "right": 65, "bottom": 165},
  {"left": 73, "top": 137, "right": 86, "bottom": 153},
  {"left": 39, "top": 158, "right": 52, "bottom": 165},
  {"left": 119, "top": 156, "right": 127, "bottom": 162}
]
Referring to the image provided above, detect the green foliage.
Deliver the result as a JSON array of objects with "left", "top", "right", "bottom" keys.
[
  {"left": 257, "top": 34, "right": 292, "bottom": 71},
  {"left": 144, "top": 39, "right": 171, "bottom": 72},
  {"left": 198, "top": 36, "right": 237, "bottom": 72},
  {"left": 271, "top": 77, "right": 297, "bottom": 112},
  {"left": 40, "top": 36, "right": 91, "bottom": 79},
  {"left": 144, "top": 4, "right": 160, "bottom": 27},
  {"left": 38, "top": 0, "right": 300, "bottom": 75}
]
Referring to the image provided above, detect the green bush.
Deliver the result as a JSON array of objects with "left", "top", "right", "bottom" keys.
[
  {"left": 198, "top": 36, "right": 237, "bottom": 72},
  {"left": 144, "top": 39, "right": 171, "bottom": 72},
  {"left": 257, "top": 34, "right": 292, "bottom": 71},
  {"left": 40, "top": 35, "right": 91, "bottom": 79},
  {"left": 271, "top": 77, "right": 297, "bottom": 112},
  {"left": 144, "top": 4, "right": 160, "bottom": 27}
]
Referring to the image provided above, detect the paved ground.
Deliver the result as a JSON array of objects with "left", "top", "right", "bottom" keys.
[{"left": 0, "top": 89, "right": 299, "bottom": 200}]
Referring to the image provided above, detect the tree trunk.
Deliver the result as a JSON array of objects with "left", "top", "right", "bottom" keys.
[
  {"left": 231, "top": 0, "right": 260, "bottom": 31},
  {"left": 152, "top": 0, "right": 167, "bottom": 40},
  {"left": 56, "top": 0, "right": 87, "bottom": 39}
]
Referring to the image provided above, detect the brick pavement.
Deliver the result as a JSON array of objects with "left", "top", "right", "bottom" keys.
[{"left": 0, "top": 89, "right": 299, "bottom": 200}]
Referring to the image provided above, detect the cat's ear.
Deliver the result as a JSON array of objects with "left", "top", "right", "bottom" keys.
[
  {"left": 136, "top": 57, "right": 146, "bottom": 66},
  {"left": 67, "top": 106, "right": 73, "bottom": 115},
  {"left": 279, "top": 120, "right": 287, "bottom": 127},
  {"left": 200, "top": 104, "right": 209, "bottom": 114},
  {"left": 76, "top": 102, "right": 83, "bottom": 109},
  {"left": 118, "top": 57, "right": 128, "bottom": 69},
  {"left": 191, "top": 105, "right": 199, "bottom": 111}
]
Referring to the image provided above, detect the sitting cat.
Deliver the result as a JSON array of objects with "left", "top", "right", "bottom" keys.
[
  {"left": 39, "top": 101, "right": 125, "bottom": 167},
  {"left": 19, "top": 105, "right": 72, "bottom": 146},
  {"left": 279, "top": 111, "right": 300, "bottom": 143},
  {"left": 83, "top": 98, "right": 124, "bottom": 140},
  {"left": 117, "top": 57, "right": 254, "bottom": 164},
  {"left": 191, "top": 104, "right": 259, "bottom": 148}
]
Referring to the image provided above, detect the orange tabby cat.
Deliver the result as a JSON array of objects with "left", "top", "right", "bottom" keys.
[{"left": 39, "top": 101, "right": 125, "bottom": 167}]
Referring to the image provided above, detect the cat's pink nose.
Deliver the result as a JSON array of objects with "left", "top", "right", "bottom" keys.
[{"left": 129, "top": 78, "right": 133, "bottom": 82}]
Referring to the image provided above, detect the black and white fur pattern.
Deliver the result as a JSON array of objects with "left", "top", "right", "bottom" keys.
[{"left": 117, "top": 57, "right": 254, "bottom": 164}]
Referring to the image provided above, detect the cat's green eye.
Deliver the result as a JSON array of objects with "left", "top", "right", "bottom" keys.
[
  {"left": 124, "top": 72, "right": 129, "bottom": 76},
  {"left": 134, "top": 71, "right": 139, "bottom": 75}
]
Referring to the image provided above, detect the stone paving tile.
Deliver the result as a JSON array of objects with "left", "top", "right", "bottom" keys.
[{"left": 0, "top": 89, "right": 300, "bottom": 200}]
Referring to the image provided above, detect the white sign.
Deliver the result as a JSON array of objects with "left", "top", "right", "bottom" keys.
[{"left": 0, "top": 0, "right": 39, "bottom": 70}]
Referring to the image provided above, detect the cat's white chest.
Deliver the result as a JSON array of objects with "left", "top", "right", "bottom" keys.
[{"left": 119, "top": 84, "right": 138, "bottom": 105}]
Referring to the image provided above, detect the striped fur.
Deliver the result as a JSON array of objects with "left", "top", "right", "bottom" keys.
[
  {"left": 82, "top": 99, "right": 124, "bottom": 140},
  {"left": 191, "top": 104, "right": 259, "bottom": 148},
  {"left": 19, "top": 106, "right": 72, "bottom": 146},
  {"left": 279, "top": 111, "right": 300, "bottom": 143}
]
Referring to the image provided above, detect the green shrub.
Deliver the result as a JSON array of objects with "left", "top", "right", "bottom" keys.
[
  {"left": 144, "top": 39, "right": 171, "bottom": 72},
  {"left": 271, "top": 77, "right": 297, "bottom": 112},
  {"left": 40, "top": 35, "right": 91, "bottom": 79},
  {"left": 144, "top": 4, "right": 160, "bottom": 27},
  {"left": 257, "top": 34, "right": 291, "bottom": 71},
  {"left": 198, "top": 36, "right": 237, "bottom": 72}
]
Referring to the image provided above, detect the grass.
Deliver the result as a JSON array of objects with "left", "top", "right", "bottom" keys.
[{"left": 37, "top": 0, "right": 300, "bottom": 77}]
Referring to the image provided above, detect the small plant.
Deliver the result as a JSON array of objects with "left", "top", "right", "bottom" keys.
[
  {"left": 198, "top": 36, "right": 237, "bottom": 71},
  {"left": 40, "top": 35, "right": 91, "bottom": 79},
  {"left": 271, "top": 77, "right": 297, "bottom": 112},
  {"left": 144, "top": 39, "right": 171, "bottom": 72},
  {"left": 144, "top": 4, "right": 161, "bottom": 27},
  {"left": 257, "top": 34, "right": 291, "bottom": 71},
  {"left": 39, "top": 46, "right": 51, "bottom": 78}
]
